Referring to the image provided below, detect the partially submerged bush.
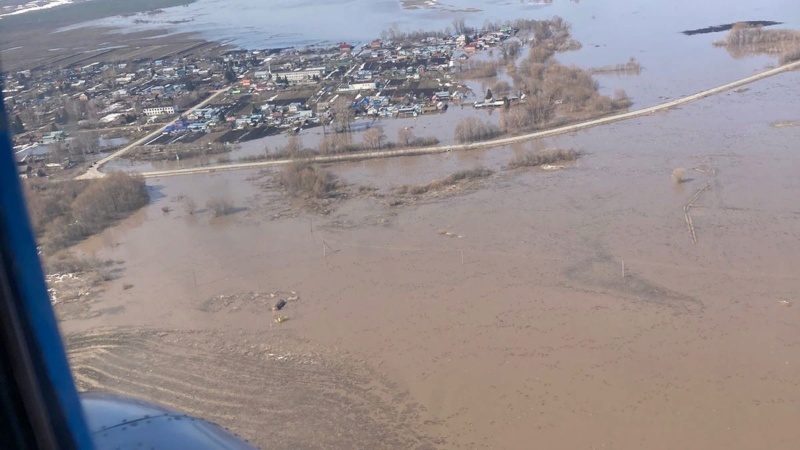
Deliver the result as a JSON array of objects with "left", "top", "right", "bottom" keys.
[
  {"left": 26, "top": 172, "right": 149, "bottom": 254},
  {"left": 44, "top": 254, "right": 113, "bottom": 275},
  {"left": 278, "top": 162, "right": 337, "bottom": 199},
  {"left": 395, "top": 168, "right": 493, "bottom": 196},
  {"left": 206, "top": 197, "right": 235, "bottom": 217},
  {"left": 779, "top": 48, "right": 800, "bottom": 64},
  {"left": 507, "top": 149, "right": 580, "bottom": 169},
  {"left": 182, "top": 197, "right": 197, "bottom": 215},
  {"left": 454, "top": 117, "right": 502, "bottom": 144},
  {"left": 672, "top": 167, "right": 688, "bottom": 184}
]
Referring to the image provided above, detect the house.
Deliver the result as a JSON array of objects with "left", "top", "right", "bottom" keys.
[
  {"left": 40, "top": 131, "right": 65, "bottom": 143},
  {"left": 339, "top": 43, "right": 354, "bottom": 53},
  {"left": 464, "top": 44, "right": 477, "bottom": 53},
  {"left": 370, "top": 39, "right": 382, "bottom": 49},
  {"left": 17, "top": 162, "right": 32, "bottom": 178},
  {"left": 287, "top": 102, "right": 302, "bottom": 113}
]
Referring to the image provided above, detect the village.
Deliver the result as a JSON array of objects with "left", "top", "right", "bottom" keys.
[{"left": 7, "top": 22, "right": 522, "bottom": 175}]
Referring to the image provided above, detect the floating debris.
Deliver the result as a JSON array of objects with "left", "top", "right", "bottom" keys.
[
  {"left": 274, "top": 316, "right": 288, "bottom": 324},
  {"left": 541, "top": 164, "right": 565, "bottom": 171},
  {"left": 273, "top": 299, "right": 287, "bottom": 311},
  {"left": 779, "top": 300, "right": 792, "bottom": 307}
]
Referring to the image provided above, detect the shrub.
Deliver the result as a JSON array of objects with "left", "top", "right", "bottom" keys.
[
  {"left": 27, "top": 172, "right": 149, "bottom": 254},
  {"left": 457, "top": 60, "right": 500, "bottom": 79},
  {"left": 507, "top": 149, "right": 580, "bottom": 169},
  {"left": 278, "top": 162, "right": 337, "bottom": 199},
  {"left": 44, "top": 254, "right": 112, "bottom": 275},
  {"left": 70, "top": 172, "right": 149, "bottom": 234},
  {"left": 183, "top": 197, "right": 197, "bottom": 215},
  {"left": 395, "top": 168, "right": 493, "bottom": 196},
  {"left": 410, "top": 136, "right": 440, "bottom": 147},
  {"left": 206, "top": 197, "right": 235, "bottom": 217},
  {"left": 672, "top": 168, "right": 688, "bottom": 184},
  {"left": 780, "top": 48, "right": 800, "bottom": 64},
  {"left": 454, "top": 117, "right": 502, "bottom": 144}
]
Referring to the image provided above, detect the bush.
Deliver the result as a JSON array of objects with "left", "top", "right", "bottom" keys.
[
  {"left": 507, "top": 149, "right": 580, "bottom": 169},
  {"left": 780, "top": 48, "right": 800, "bottom": 64},
  {"left": 672, "top": 168, "right": 688, "bottom": 184},
  {"left": 588, "top": 57, "right": 643, "bottom": 75},
  {"left": 182, "top": 197, "right": 197, "bottom": 215},
  {"left": 410, "top": 136, "right": 440, "bottom": 147},
  {"left": 44, "top": 254, "right": 113, "bottom": 275},
  {"left": 206, "top": 197, "right": 235, "bottom": 217},
  {"left": 395, "top": 168, "right": 493, "bottom": 196},
  {"left": 70, "top": 172, "right": 149, "bottom": 233},
  {"left": 454, "top": 117, "right": 502, "bottom": 144},
  {"left": 278, "top": 162, "right": 337, "bottom": 199},
  {"left": 26, "top": 172, "right": 149, "bottom": 254},
  {"left": 457, "top": 60, "right": 500, "bottom": 79}
]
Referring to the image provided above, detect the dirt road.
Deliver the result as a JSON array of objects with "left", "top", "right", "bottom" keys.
[
  {"left": 130, "top": 60, "right": 800, "bottom": 178},
  {"left": 76, "top": 88, "right": 228, "bottom": 180}
]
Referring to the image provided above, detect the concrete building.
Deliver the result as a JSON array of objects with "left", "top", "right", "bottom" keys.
[
  {"left": 338, "top": 82, "right": 377, "bottom": 92},
  {"left": 273, "top": 67, "right": 325, "bottom": 84},
  {"left": 142, "top": 106, "right": 177, "bottom": 117}
]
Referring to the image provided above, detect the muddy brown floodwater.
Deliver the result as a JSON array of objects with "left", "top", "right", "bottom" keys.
[{"left": 60, "top": 70, "right": 800, "bottom": 449}]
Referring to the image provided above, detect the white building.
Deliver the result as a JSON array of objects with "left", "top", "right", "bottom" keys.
[
  {"left": 273, "top": 67, "right": 326, "bottom": 84},
  {"left": 142, "top": 106, "right": 177, "bottom": 117},
  {"left": 338, "top": 82, "right": 377, "bottom": 92}
]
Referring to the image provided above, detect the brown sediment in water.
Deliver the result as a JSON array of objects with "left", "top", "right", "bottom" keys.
[{"left": 55, "top": 70, "right": 800, "bottom": 448}]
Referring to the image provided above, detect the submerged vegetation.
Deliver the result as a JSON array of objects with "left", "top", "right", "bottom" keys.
[
  {"left": 454, "top": 117, "right": 502, "bottom": 144},
  {"left": 394, "top": 168, "right": 494, "bottom": 196},
  {"left": 278, "top": 162, "right": 339, "bottom": 199},
  {"left": 715, "top": 23, "right": 800, "bottom": 64},
  {"left": 25, "top": 172, "right": 149, "bottom": 255},
  {"left": 588, "top": 58, "right": 643, "bottom": 75},
  {"left": 507, "top": 149, "right": 580, "bottom": 169}
]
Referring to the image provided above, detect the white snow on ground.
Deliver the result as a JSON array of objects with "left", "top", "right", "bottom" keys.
[{"left": 0, "top": 0, "right": 73, "bottom": 18}]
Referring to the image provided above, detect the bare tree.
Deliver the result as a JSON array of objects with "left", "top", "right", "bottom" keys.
[
  {"left": 318, "top": 132, "right": 353, "bottom": 154},
  {"left": 73, "top": 131, "right": 99, "bottom": 161},
  {"left": 452, "top": 18, "right": 468, "bottom": 35},
  {"left": 492, "top": 80, "right": 512, "bottom": 95},
  {"left": 331, "top": 97, "right": 354, "bottom": 133},
  {"left": 500, "top": 41, "right": 522, "bottom": 62},
  {"left": 397, "top": 127, "right": 415, "bottom": 146},
  {"left": 362, "top": 127, "right": 386, "bottom": 150},
  {"left": 454, "top": 117, "right": 500, "bottom": 143},
  {"left": 183, "top": 197, "right": 197, "bottom": 215},
  {"left": 284, "top": 134, "right": 303, "bottom": 156}
]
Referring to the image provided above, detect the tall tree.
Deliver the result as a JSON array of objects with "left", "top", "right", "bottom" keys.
[{"left": 11, "top": 115, "right": 25, "bottom": 134}]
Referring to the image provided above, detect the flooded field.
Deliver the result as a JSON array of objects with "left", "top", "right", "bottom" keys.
[{"left": 58, "top": 68, "right": 800, "bottom": 448}]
